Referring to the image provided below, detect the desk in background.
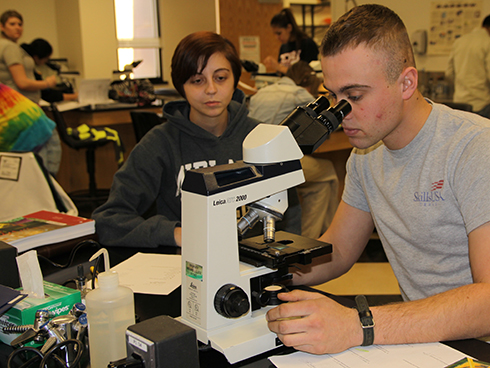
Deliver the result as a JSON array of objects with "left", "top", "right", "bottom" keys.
[
  {"left": 46, "top": 105, "right": 163, "bottom": 195},
  {"left": 314, "top": 129, "right": 353, "bottom": 201},
  {"left": 47, "top": 107, "right": 353, "bottom": 204}
]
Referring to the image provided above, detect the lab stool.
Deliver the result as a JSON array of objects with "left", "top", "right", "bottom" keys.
[{"left": 49, "top": 103, "right": 125, "bottom": 213}]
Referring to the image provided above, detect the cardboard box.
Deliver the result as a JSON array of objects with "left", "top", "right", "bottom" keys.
[{"left": 0, "top": 281, "right": 81, "bottom": 346}]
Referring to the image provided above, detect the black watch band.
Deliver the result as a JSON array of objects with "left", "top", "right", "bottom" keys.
[{"left": 355, "top": 295, "right": 375, "bottom": 346}]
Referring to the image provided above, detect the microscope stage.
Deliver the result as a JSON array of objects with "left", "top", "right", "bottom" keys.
[{"left": 239, "top": 231, "right": 332, "bottom": 268}]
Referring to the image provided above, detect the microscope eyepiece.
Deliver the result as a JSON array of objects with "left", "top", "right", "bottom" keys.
[
  {"left": 316, "top": 99, "right": 352, "bottom": 134},
  {"left": 330, "top": 99, "right": 352, "bottom": 122},
  {"left": 278, "top": 97, "right": 352, "bottom": 155},
  {"left": 305, "top": 95, "right": 330, "bottom": 114}
]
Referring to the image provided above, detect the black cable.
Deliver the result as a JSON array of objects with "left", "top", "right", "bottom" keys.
[
  {"left": 39, "top": 339, "right": 84, "bottom": 368},
  {"left": 37, "top": 239, "right": 101, "bottom": 269},
  {"left": 7, "top": 340, "right": 84, "bottom": 368},
  {"left": 62, "top": 279, "right": 77, "bottom": 288},
  {"left": 7, "top": 347, "right": 43, "bottom": 368}
]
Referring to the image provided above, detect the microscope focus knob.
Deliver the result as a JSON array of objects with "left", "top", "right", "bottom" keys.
[{"left": 214, "top": 284, "right": 250, "bottom": 318}]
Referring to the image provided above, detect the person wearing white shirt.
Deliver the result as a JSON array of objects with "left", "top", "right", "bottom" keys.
[{"left": 446, "top": 15, "right": 490, "bottom": 118}]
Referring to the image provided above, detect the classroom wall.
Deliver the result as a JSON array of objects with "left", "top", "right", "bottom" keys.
[
  {"left": 219, "top": 0, "right": 282, "bottom": 64},
  {"left": 159, "top": 0, "right": 217, "bottom": 83},
  {"left": 52, "top": 0, "right": 83, "bottom": 77},
  {"left": 330, "top": 0, "right": 490, "bottom": 72},
  {"left": 0, "top": 0, "right": 216, "bottom": 82},
  {"left": 0, "top": 0, "right": 117, "bottom": 79},
  {"left": 2, "top": 0, "right": 490, "bottom": 82}
]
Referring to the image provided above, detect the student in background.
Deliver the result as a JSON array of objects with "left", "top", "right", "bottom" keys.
[
  {"left": 92, "top": 31, "right": 301, "bottom": 249},
  {"left": 0, "top": 83, "right": 60, "bottom": 175},
  {"left": 0, "top": 11, "right": 61, "bottom": 175},
  {"left": 263, "top": 8, "right": 319, "bottom": 75},
  {"left": 249, "top": 61, "right": 338, "bottom": 238},
  {"left": 21, "top": 38, "right": 78, "bottom": 103},
  {"left": 446, "top": 15, "right": 490, "bottom": 118},
  {"left": 0, "top": 10, "right": 56, "bottom": 103}
]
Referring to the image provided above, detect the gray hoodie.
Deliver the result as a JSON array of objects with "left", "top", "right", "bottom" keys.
[{"left": 93, "top": 89, "right": 301, "bottom": 248}]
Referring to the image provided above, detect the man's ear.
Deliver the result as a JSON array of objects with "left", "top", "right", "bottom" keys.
[{"left": 400, "top": 67, "right": 418, "bottom": 99}]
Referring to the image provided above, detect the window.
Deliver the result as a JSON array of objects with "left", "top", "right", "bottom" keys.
[{"left": 114, "top": 0, "right": 162, "bottom": 82}]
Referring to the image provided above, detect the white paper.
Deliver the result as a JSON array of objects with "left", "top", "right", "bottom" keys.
[
  {"left": 111, "top": 253, "right": 181, "bottom": 295},
  {"left": 269, "top": 342, "right": 471, "bottom": 368},
  {"left": 16, "top": 250, "right": 45, "bottom": 298},
  {"left": 239, "top": 36, "right": 261, "bottom": 64}
]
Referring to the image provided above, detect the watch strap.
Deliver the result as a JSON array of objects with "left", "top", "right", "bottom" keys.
[{"left": 355, "top": 295, "right": 375, "bottom": 346}]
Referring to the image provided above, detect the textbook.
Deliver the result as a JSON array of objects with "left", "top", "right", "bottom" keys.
[
  {"left": 0, "top": 211, "right": 95, "bottom": 253},
  {"left": 445, "top": 357, "right": 490, "bottom": 367}
]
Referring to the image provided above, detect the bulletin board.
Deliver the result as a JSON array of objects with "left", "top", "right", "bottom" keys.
[
  {"left": 219, "top": 0, "right": 282, "bottom": 63},
  {"left": 428, "top": 0, "right": 483, "bottom": 55},
  {"left": 219, "top": 0, "right": 283, "bottom": 88}
]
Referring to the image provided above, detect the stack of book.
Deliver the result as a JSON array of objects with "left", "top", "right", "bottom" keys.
[{"left": 0, "top": 211, "right": 95, "bottom": 253}]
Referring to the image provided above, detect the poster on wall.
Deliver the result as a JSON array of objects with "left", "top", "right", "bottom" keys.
[
  {"left": 239, "top": 36, "right": 261, "bottom": 64},
  {"left": 428, "top": 0, "right": 482, "bottom": 55}
]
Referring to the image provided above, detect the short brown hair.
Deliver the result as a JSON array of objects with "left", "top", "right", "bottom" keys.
[
  {"left": 321, "top": 4, "right": 415, "bottom": 83},
  {"left": 1, "top": 10, "right": 23, "bottom": 26},
  {"left": 286, "top": 61, "right": 321, "bottom": 97},
  {"left": 171, "top": 31, "right": 241, "bottom": 98}
]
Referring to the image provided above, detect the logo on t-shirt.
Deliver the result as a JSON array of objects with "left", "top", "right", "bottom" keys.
[
  {"left": 431, "top": 180, "right": 444, "bottom": 191},
  {"left": 413, "top": 179, "right": 445, "bottom": 205},
  {"left": 279, "top": 50, "right": 301, "bottom": 67}
]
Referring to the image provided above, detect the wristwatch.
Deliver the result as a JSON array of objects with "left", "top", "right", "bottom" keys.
[{"left": 355, "top": 295, "right": 375, "bottom": 346}]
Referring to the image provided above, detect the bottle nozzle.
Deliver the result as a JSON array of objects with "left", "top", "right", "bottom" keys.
[{"left": 90, "top": 248, "right": 111, "bottom": 272}]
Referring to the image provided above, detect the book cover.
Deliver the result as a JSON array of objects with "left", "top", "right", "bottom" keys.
[
  {"left": 0, "top": 211, "right": 95, "bottom": 253},
  {"left": 445, "top": 357, "right": 490, "bottom": 368}
]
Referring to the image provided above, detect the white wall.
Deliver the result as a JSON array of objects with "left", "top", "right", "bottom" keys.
[
  {"left": 330, "top": 0, "right": 490, "bottom": 72},
  {"left": 0, "top": 0, "right": 116, "bottom": 79},
  {"left": 53, "top": 0, "right": 83, "bottom": 76},
  {"left": 159, "top": 0, "right": 217, "bottom": 83},
  {"left": 4, "top": 0, "right": 484, "bottom": 79},
  {"left": 78, "top": 0, "right": 118, "bottom": 79},
  {"left": 0, "top": 0, "right": 216, "bottom": 82}
]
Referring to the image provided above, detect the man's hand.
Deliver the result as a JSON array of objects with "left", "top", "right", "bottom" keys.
[{"left": 266, "top": 290, "right": 363, "bottom": 354}]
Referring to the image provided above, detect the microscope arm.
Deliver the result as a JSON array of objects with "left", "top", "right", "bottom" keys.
[{"left": 239, "top": 97, "right": 352, "bottom": 241}]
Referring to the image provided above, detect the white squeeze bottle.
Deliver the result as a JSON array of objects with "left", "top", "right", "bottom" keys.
[{"left": 85, "top": 248, "right": 135, "bottom": 368}]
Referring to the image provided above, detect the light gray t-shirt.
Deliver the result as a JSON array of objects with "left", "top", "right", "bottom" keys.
[
  {"left": 0, "top": 38, "right": 40, "bottom": 102},
  {"left": 343, "top": 102, "right": 490, "bottom": 301},
  {"left": 249, "top": 76, "right": 315, "bottom": 125}
]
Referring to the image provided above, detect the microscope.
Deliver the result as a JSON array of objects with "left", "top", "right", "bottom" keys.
[{"left": 179, "top": 96, "right": 351, "bottom": 364}]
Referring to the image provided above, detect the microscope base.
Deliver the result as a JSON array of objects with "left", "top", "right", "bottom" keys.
[{"left": 179, "top": 307, "right": 282, "bottom": 364}]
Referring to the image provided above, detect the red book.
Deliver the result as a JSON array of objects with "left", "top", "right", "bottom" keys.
[{"left": 0, "top": 211, "right": 95, "bottom": 253}]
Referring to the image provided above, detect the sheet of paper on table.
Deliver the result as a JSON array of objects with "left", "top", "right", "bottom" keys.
[
  {"left": 269, "top": 342, "right": 472, "bottom": 368},
  {"left": 111, "top": 253, "right": 181, "bottom": 295}
]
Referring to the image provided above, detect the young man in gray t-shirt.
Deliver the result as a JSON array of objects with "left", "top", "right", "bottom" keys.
[{"left": 266, "top": 4, "right": 490, "bottom": 355}]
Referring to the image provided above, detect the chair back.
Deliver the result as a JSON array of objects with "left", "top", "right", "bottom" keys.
[
  {"left": 130, "top": 111, "right": 164, "bottom": 142},
  {"left": 49, "top": 103, "right": 83, "bottom": 149}
]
